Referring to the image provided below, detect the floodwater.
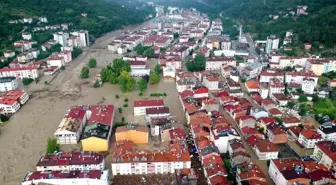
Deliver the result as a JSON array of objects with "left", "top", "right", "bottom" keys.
[{"left": 0, "top": 16, "right": 186, "bottom": 185}]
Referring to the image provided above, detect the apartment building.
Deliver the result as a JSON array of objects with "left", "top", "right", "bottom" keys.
[
  {"left": 54, "top": 106, "right": 88, "bottom": 144},
  {"left": 253, "top": 140, "right": 279, "bottom": 160},
  {"left": 0, "top": 66, "right": 41, "bottom": 79},
  {"left": 298, "top": 130, "right": 323, "bottom": 148},
  {"left": 133, "top": 99, "right": 165, "bottom": 116},
  {"left": 317, "top": 123, "right": 336, "bottom": 142},
  {"left": 313, "top": 141, "right": 336, "bottom": 169},
  {"left": 0, "top": 90, "right": 29, "bottom": 114},
  {"left": 36, "top": 151, "right": 105, "bottom": 171},
  {"left": 0, "top": 77, "right": 18, "bottom": 92}
]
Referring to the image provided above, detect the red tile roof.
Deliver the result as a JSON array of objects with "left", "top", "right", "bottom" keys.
[
  {"left": 300, "top": 130, "right": 321, "bottom": 139},
  {"left": 23, "top": 170, "right": 103, "bottom": 181},
  {"left": 315, "top": 141, "right": 336, "bottom": 162},
  {"left": 36, "top": 151, "right": 104, "bottom": 167},
  {"left": 86, "top": 105, "right": 114, "bottom": 126},
  {"left": 255, "top": 140, "right": 279, "bottom": 152},
  {"left": 134, "top": 99, "right": 164, "bottom": 107},
  {"left": 146, "top": 106, "right": 170, "bottom": 115}
]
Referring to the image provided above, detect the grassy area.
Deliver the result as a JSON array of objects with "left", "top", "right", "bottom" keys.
[{"left": 314, "top": 99, "right": 336, "bottom": 115}]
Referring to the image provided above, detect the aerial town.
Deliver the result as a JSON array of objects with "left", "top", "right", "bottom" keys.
[{"left": 0, "top": 1, "right": 336, "bottom": 185}]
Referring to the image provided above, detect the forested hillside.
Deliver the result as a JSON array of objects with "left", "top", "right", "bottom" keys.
[
  {"left": 0, "top": 0, "right": 154, "bottom": 49},
  {"left": 154, "top": 0, "right": 336, "bottom": 45}
]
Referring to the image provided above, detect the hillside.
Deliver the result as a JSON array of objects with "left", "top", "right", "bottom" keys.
[
  {"left": 0, "top": 0, "right": 154, "bottom": 49},
  {"left": 155, "top": 0, "right": 336, "bottom": 45}
]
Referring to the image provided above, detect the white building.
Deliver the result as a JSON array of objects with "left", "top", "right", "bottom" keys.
[
  {"left": 279, "top": 57, "right": 308, "bottom": 69},
  {"left": 0, "top": 66, "right": 41, "bottom": 79},
  {"left": 259, "top": 84, "right": 269, "bottom": 99},
  {"left": 265, "top": 35, "right": 279, "bottom": 53},
  {"left": 145, "top": 106, "right": 170, "bottom": 121},
  {"left": 163, "top": 66, "right": 176, "bottom": 78},
  {"left": 39, "top": 16, "right": 48, "bottom": 23},
  {"left": 21, "top": 170, "right": 109, "bottom": 185},
  {"left": 35, "top": 151, "right": 105, "bottom": 171},
  {"left": 253, "top": 140, "right": 279, "bottom": 160},
  {"left": 57, "top": 50, "right": 72, "bottom": 63},
  {"left": 117, "top": 45, "right": 127, "bottom": 54},
  {"left": 71, "top": 30, "right": 90, "bottom": 47},
  {"left": 285, "top": 71, "right": 318, "bottom": 86},
  {"left": 22, "top": 32, "right": 32, "bottom": 40},
  {"left": 0, "top": 90, "right": 29, "bottom": 114},
  {"left": 47, "top": 55, "right": 65, "bottom": 67},
  {"left": 221, "top": 40, "right": 231, "bottom": 50},
  {"left": 0, "top": 77, "right": 18, "bottom": 92},
  {"left": 206, "top": 57, "right": 237, "bottom": 71},
  {"left": 133, "top": 99, "right": 165, "bottom": 116},
  {"left": 111, "top": 152, "right": 191, "bottom": 175},
  {"left": 54, "top": 107, "right": 88, "bottom": 144},
  {"left": 4, "top": 50, "right": 15, "bottom": 58},
  {"left": 298, "top": 130, "right": 323, "bottom": 148},
  {"left": 203, "top": 76, "right": 219, "bottom": 91},
  {"left": 259, "top": 71, "right": 284, "bottom": 83},
  {"left": 301, "top": 78, "right": 315, "bottom": 94},
  {"left": 313, "top": 141, "right": 336, "bottom": 169},
  {"left": 317, "top": 123, "right": 336, "bottom": 142},
  {"left": 210, "top": 127, "right": 240, "bottom": 153},
  {"left": 53, "top": 32, "right": 69, "bottom": 46}
]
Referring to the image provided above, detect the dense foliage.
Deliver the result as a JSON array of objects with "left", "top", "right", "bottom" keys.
[
  {"left": 149, "top": 71, "right": 161, "bottom": 85},
  {"left": 88, "top": 58, "right": 97, "bottom": 68},
  {"left": 185, "top": 54, "right": 206, "bottom": 72},
  {"left": 0, "top": 0, "right": 155, "bottom": 51},
  {"left": 155, "top": 0, "right": 336, "bottom": 45},
  {"left": 80, "top": 66, "right": 89, "bottom": 79}
]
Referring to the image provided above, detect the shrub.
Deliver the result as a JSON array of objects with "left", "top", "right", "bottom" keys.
[
  {"left": 123, "top": 104, "right": 128, "bottom": 108},
  {"left": 124, "top": 98, "right": 128, "bottom": 102},
  {"left": 115, "top": 94, "right": 119, "bottom": 99},
  {"left": 163, "top": 93, "right": 167, "bottom": 96},
  {"left": 118, "top": 108, "right": 122, "bottom": 113},
  {"left": 46, "top": 138, "right": 60, "bottom": 154},
  {"left": 60, "top": 65, "right": 65, "bottom": 70},
  {"left": 44, "top": 81, "right": 48, "bottom": 85},
  {"left": 0, "top": 114, "right": 9, "bottom": 122},
  {"left": 121, "top": 117, "right": 125, "bottom": 122},
  {"left": 139, "top": 92, "right": 143, "bottom": 96},
  {"left": 35, "top": 78, "right": 40, "bottom": 84},
  {"left": 22, "top": 78, "right": 34, "bottom": 85}
]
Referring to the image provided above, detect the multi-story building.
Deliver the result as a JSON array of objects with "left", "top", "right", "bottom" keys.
[
  {"left": 174, "top": 168, "right": 198, "bottom": 185},
  {"left": 317, "top": 123, "right": 336, "bottom": 142},
  {"left": 53, "top": 32, "right": 69, "bottom": 46},
  {"left": 259, "top": 71, "right": 284, "bottom": 83},
  {"left": 145, "top": 106, "right": 170, "bottom": 121},
  {"left": 266, "top": 35, "right": 279, "bottom": 53},
  {"left": 21, "top": 170, "right": 109, "bottom": 185},
  {"left": 210, "top": 126, "right": 240, "bottom": 153},
  {"left": 253, "top": 140, "right": 279, "bottom": 160},
  {"left": 0, "top": 66, "right": 41, "bottom": 79},
  {"left": 268, "top": 158, "right": 334, "bottom": 185},
  {"left": 111, "top": 128, "right": 191, "bottom": 175},
  {"left": 0, "top": 90, "right": 29, "bottom": 114},
  {"left": 269, "top": 78, "right": 285, "bottom": 95},
  {"left": 313, "top": 141, "right": 336, "bottom": 169},
  {"left": 54, "top": 106, "right": 88, "bottom": 144},
  {"left": 71, "top": 30, "right": 90, "bottom": 47},
  {"left": 133, "top": 99, "right": 165, "bottom": 116},
  {"left": 306, "top": 58, "right": 336, "bottom": 76},
  {"left": 279, "top": 57, "right": 308, "bottom": 69},
  {"left": 236, "top": 163, "right": 266, "bottom": 185},
  {"left": 81, "top": 104, "right": 115, "bottom": 152},
  {"left": 298, "top": 130, "right": 323, "bottom": 148},
  {"left": 0, "top": 77, "right": 18, "bottom": 92},
  {"left": 203, "top": 76, "right": 219, "bottom": 91},
  {"left": 205, "top": 57, "right": 236, "bottom": 70},
  {"left": 35, "top": 151, "right": 105, "bottom": 171},
  {"left": 115, "top": 125, "right": 149, "bottom": 144},
  {"left": 266, "top": 123, "right": 288, "bottom": 144},
  {"left": 301, "top": 78, "right": 315, "bottom": 94},
  {"left": 47, "top": 55, "right": 65, "bottom": 67},
  {"left": 285, "top": 71, "right": 318, "bottom": 86}
]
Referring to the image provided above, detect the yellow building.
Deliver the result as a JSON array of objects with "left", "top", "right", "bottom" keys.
[
  {"left": 115, "top": 126, "right": 149, "bottom": 144},
  {"left": 81, "top": 123, "right": 111, "bottom": 152}
]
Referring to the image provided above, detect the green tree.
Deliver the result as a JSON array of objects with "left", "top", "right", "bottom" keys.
[
  {"left": 149, "top": 72, "right": 160, "bottom": 85},
  {"left": 118, "top": 107, "right": 122, "bottom": 113},
  {"left": 312, "top": 94, "right": 320, "bottom": 103},
  {"left": 137, "top": 79, "right": 148, "bottom": 92},
  {"left": 318, "top": 76, "right": 329, "bottom": 87},
  {"left": 194, "top": 54, "right": 206, "bottom": 71},
  {"left": 92, "top": 80, "right": 101, "bottom": 88},
  {"left": 60, "top": 65, "right": 65, "bottom": 70},
  {"left": 287, "top": 102, "right": 295, "bottom": 109},
  {"left": 46, "top": 138, "right": 60, "bottom": 154},
  {"left": 72, "top": 47, "right": 82, "bottom": 58},
  {"left": 185, "top": 60, "right": 195, "bottom": 72},
  {"left": 80, "top": 66, "right": 89, "bottom": 79},
  {"left": 154, "top": 64, "right": 162, "bottom": 74},
  {"left": 0, "top": 114, "right": 9, "bottom": 122},
  {"left": 35, "top": 78, "right": 40, "bottom": 84},
  {"left": 88, "top": 58, "right": 97, "bottom": 68},
  {"left": 298, "top": 96, "right": 308, "bottom": 102},
  {"left": 115, "top": 94, "right": 119, "bottom": 99},
  {"left": 174, "top": 32, "right": 179, "bottom": 39},
  {"left": 144, "top": 48, "right": 154, "bottom": 58},
  {"left": 22, "top": 78, "right": 34, "bottom": 85}
]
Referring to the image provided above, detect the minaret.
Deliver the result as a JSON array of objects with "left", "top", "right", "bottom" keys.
[{"left": 239, "top": 25, "right": 243, "bottom": 41}]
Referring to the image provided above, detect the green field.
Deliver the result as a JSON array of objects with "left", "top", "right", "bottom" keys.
[{"left": 314, "top": 99, "right": 336, "bottom": 115}]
